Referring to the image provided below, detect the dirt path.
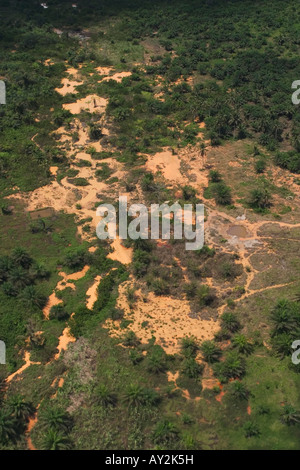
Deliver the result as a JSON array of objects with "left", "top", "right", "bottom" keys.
[{"left": 5, "top": 351, "right": 41, "bottom": 384}]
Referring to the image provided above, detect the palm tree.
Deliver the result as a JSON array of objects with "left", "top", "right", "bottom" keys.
[
  {"left": 199, "top": 142, "right": 206, "bottom": 165},
  {"left": 270, "top": 299, "right": 298, "bottom": 336},
  {"left": 209, "top": 169, "right": 222, "bottom": 183},
  {"left": 181, "top": 357, "right": 204, "bottom": 379},
  {"left": 281, "top": 404, "right": 300, "bottom": 426},
  {"left": 249, "top": 187, "right": 271, "bottom": 209},
  {"left": 222, "top": 351, "right": 245, "bottom": 379},
  {"left": 221, "top": 312, "right": 241, "bottom": 333},
  {"left": 229, "top": 111, "right": 242, "bottom": 138},
  {"left": 200, "top": 340, "right": 222, "bottom": 363},
  {"left": 8, "top": 266, "right": 31, "bottom": 290},
  {"left": 2, "top": 281, "right": 17, "bottom": 297},
  {"left": 122, "top": 331, "right": 140, "bottom": 347},
  {"left": 40, "top": 407, "right": 73, "bottom": 433},
  {"left": 95, "top": 385, "right": 117, "bottom": 407},
  {"left": 30, "top": 262, "right": 49, "bottom": 279},
  {"left": 272, "top": 333, "right": 293, "bottom": 359},
  {"left": 41, "top": 429, "right": 72, "bottom": 450},
  {"left": 123, "top": 384, "right": 145, "bottom": 407},
  {"left": 8, "top": 395, "right": 35, "bottom": 421},
  {"left": 212, "top": 182, "right": 232, "bottom": 206},
  {"left": 152, "top": 419, "right": 179, "bottom": 445},
  {"left": 49, "top": 304, "right": 69, "bottom": 321},
  {"left": 147, "top": 351, "right": 167, "bottom": 374},
  {"left": 11, "top": 247, "right": 32, "bottom": 269},
  {"left": 0, "top": 255, "right": 12, "bottom": 283},
  {"left": 142, "top": 388, "right": 160, "bottom": 406},
  {"left": 180, "top": 336, "right": 199, "bottom": 358},
  {"left": 232, "top": 334, "right": 253, "bottom": 355},
  {"left": 229, "top": 380, "right": 249, "bottom": 400},
  {"left": 0, "top": 409, "right": 18, "bottom": 444},
  {"left": 129, "top": 349, "right": 143, "bottom": 365},
  {"left": 244, "top": 421, "right": 260, "bottom": 438},
  {"left": 20, "top": 286, "right": 47, "bottom": 309}
]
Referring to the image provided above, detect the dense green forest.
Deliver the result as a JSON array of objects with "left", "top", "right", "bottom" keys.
[{"left": 0, "top": 0, "right": 300, "bottom": 451}]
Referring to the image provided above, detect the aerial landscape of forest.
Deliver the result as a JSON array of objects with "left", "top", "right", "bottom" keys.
[{"left": 0, "top": 0, "right": 300, "bottom": 451}]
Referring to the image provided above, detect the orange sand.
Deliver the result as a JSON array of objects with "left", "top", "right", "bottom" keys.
[
  {"left": 54, "top": 326, "right": 76, "bottom": 360},
  {"left": 86, "top": 275, "right": 102, "bottom": 309},
  {"left": 105, "top": 281, "right": 219, "bottom": 354},
  {"left": 6, "top": 351, "right": 40, "bottom": 384},
  {"left": 107, "top": 237, "right": 133, "bottom": 265},
  {"left": 63, "top": 94, "right": 107, "bottom": 115}
]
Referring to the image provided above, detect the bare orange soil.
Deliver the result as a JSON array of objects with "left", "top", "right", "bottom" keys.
[
  {"left": 107, "top": 237, "right": 133, "bottom": 265},
  {"left": 43, "top": 266, "right": 89, "bottom": 319},
  {"left": 54, "top": 326, "right": 76, "bottom": 360},
  {"left": 105, "top": 280, "right": 219, "bottom": 355},
  {"left": 6, "top": 351, "right": 41, "bottom": 384},
  {"left": 86, "top": 275, "right": 102, "bottom": 309},
  {"left": 63, "top": 94, "right": 108, "bottom": 115}
]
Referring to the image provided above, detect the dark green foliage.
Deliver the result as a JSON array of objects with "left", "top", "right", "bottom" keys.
[
  {"left": 232, "top": 334, "right": 254, "bottom": 355},
  {"left": 211, "top": 182, "right": 232, "bottom": 206},
  {"left": 209, "top": 170, "right": 222, "bottom": 183},
  {"left": 1, "top": 0, "right": 300, "bottom": 452},
  {"left": 39, "top": 407, "right": 73, "bottom": 434},
  {"left": 248, "top": 187, "right": 272, "bottom": 210},
  {"left": 182, "top": 185, "right": 196, "bottom": 201},
  {"left": 281, "top": 405, "right": 300, "bottom": 426},
  {"left": 269, "top": 299, "right": 300, "bottom": 358},
  {"left": 7, "top": 395, "right": 35, "bottom": 422},
  {"left": 0, "top": 250, "right": 48, "bottom": 304},
  {"left": 181, "top": 357, "right": 204, "bottom": 379},
  {"left": 141, "top": 172, "right": 155, "bottom": 192},
  {"left": 200, "top": 340, "right": 222, "bottom": 363},
  {"left": 63, "top": 247, "right": 88, "bottom": 269},
  {"left": 123, "top": 384, "right": 160, "bottom": 407},
  {"left": 146, "top": 346, "right": 167, "bottom": 374},
  {"left": 215, "top": 350, "right": 246, "bottom": 381},
  {"left": 275, "top": 152, "right": 300, "bottom": 173},
  {"left": 229, "top": 381, "right": 249, "bottom": 400},
  {"left": 244, "top": 421, "right": 260, "bottom": 438},
  {"left": 220, "top": 312, "right": 241, "bottom": 333},
  {"left": 41, "top": 429, "right": 73, "bottom": 451},
  {"left": 195, "top": 285, "right": 215, "bottom": 307},
  {"left": 129, "top": 349, "right": 144, "bottom": 365},
  {"left": 133, "top": 249, "right": 151, "bottom": 277},
  {"left": 89, "top": 124, "right": 102, "bottom": 140},
  {"left": 95, "top": 163, "right": 113, "bottom": 181},
  {"left": 122, "top": 331, "right": 140, "bottom": 347},
  {"left": 255, "top": 159, "right": 266, "bottom": 174},
  {"left": 0, "top": 409, "right": 18, "bottom": 445},
  {"left": 20, "top": 285, "right": 47, "bottom": 310},
  {"left": 152, "top": 419, "right": 180, "bottom": 445},
  {"left": 180, "top": 336, "right": 199, "bottom": 358},
  {"left": 67, "top": 177, "right": 89, "bottom": 186},
  {"left": 94, "top": 385, "right": 117, "bottom": 408},
  {"left": 49, "top": 304, "right": 69, "bottom": 321},
  {"left": 270, "top": 299, "right": 300, "bottom": 336}
]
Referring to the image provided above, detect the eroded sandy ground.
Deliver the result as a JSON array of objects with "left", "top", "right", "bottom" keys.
[{"left": 105, "top": 280, "right": 220, "bottom": 355}]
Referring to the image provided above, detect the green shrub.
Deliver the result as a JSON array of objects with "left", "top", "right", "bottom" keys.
[{"left": 211, "top": 182, "right": 232, "bottom": 205}]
